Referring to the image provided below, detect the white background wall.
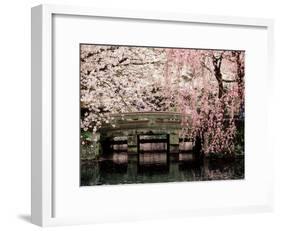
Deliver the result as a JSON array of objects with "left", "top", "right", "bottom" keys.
[{"left": 0, "top": 0, "right": 280, "bottom": 230}]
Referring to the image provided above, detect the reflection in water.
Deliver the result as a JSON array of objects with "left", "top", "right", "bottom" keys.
[
  {"left": 139, "top": 153, "right": 167, "bottom": 165},
  {"left": 138, "top": 153, "right": 170, "bottom": 174},
  {"left": 179, "top": 153, "right": 193, "bottom": 161},
  {"left": 81, "top": 152, "right": 244, "bottom": 186},
  {"left": 112, "top": 153, "right": 128, "bottom": 164}
]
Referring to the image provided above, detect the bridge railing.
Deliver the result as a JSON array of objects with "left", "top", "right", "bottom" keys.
[{"left": 99, "top": 111, "right": 191, "bottom": 132}]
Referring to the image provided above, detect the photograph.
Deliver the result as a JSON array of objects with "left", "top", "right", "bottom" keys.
[{"left": 80, "top": 44, "right": 245, "bottom": 186}]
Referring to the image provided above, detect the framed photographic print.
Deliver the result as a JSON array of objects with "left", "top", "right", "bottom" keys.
[
  {"left": 31, "top": 4, "right": 274, "bottom": 226},
  {"left": 79, "top": 43, "right": 245, "bottom": 186}
]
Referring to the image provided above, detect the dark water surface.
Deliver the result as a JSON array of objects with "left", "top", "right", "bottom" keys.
[{"left": 80, "top": 153, "right": 244, "bottom": 186}]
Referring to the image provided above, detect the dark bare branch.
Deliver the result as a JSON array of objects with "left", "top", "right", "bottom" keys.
[{"left": 222, "top": 79, "right": 237, "bottom": 83}]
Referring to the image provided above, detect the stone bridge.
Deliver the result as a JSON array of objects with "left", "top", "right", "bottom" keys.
[{"left": 97, "top": 111, "right": 192, "bottom": 156}]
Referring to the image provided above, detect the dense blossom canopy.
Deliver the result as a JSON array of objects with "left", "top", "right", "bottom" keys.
[{"left": 80, "top": 44, "right": 244, "bottom": 155}]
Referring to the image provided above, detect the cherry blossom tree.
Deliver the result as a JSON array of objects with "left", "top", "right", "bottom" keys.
[
  {"left": 80, "top": 44, "right": 244, "bottom": 156},
  {"left": 164, "top": 49, "right": 244, "bottom": 156},
  {"left": 80, "top": 45, "right": 168, "bottom": 135}
]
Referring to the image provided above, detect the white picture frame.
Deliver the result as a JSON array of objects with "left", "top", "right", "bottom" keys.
[{"left": 31, "top": 4, "right": 274, "bottom": 227}]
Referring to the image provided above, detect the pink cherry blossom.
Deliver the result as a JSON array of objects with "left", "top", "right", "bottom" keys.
[{"left": 80, "top": 45, "right": 244, "bottom": 156}]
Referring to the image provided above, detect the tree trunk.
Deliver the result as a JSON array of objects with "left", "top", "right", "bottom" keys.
[{"left": 212, "top": 54, "right": 224, "bottom": 99}]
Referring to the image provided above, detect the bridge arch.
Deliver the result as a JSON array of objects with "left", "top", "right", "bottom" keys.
[{"left": 96, "top": 111, "right": 194, "bottom": 156}]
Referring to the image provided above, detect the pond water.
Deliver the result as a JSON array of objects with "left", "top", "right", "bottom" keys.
[{"left": 80, "top": 152, "right": 244, "bottom": 186}]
